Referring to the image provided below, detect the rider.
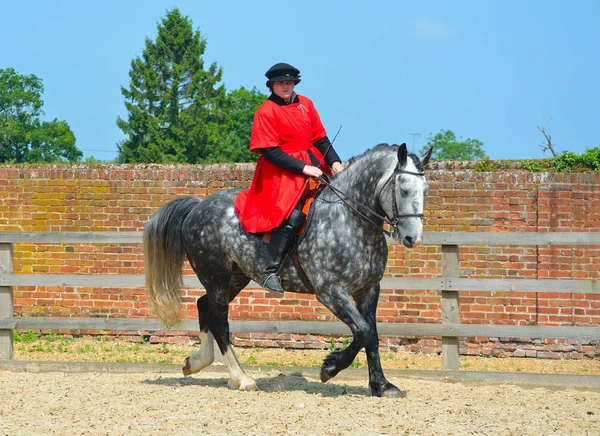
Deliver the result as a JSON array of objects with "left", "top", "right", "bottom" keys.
[{"left": 234, "top": 62, "right": 344, "bottom": 295}]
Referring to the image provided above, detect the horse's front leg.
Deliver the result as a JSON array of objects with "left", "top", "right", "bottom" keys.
[
  {"left": 356, "top": 284, "right": 404, "bottom": 398},
  {"left": 316, "top": 286, "right": 372, "bottom": 383}
]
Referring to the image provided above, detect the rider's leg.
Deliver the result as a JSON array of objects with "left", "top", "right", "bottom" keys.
[{"left": 261, "top": 204, "right": 306, "bottom": 295}]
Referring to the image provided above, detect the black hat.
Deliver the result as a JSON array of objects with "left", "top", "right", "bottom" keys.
[{"left": 265, "top": 62, "right": 301, "bottom": 87}]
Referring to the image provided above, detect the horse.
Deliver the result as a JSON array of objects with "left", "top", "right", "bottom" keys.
[{"left": 144, "top": 142, "right": 432, "bottom": 397}]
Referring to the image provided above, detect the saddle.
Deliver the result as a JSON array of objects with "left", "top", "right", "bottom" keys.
[
  {"left": 251, "top": 177, "right": 327, "bottom": 294},
  {"left": 260, "top": 176, "right": 325, "bottom": 243},
  {"left": 299, "top": 176, "right": 326, "bottom": 237}
]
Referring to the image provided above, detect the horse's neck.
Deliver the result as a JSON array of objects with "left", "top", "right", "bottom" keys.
[{"left": 324, "top": 159, "right": 392, "bottom": 219}]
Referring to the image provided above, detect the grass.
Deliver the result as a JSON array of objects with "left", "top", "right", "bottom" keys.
[{"left": 10, "top": 332, "right": 600, "bottom": 375}]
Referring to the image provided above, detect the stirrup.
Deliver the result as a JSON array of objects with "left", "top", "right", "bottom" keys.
[{"left": 261, "top": 273, "right": 285, "bottom": 295}]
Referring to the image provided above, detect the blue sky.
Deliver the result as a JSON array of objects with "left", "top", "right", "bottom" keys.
[{"left": 2, "top": 0, "right": 599, "bottom": 162}]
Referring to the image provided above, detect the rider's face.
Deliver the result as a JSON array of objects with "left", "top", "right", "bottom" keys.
[{"left": 272, "top": 81, "right": 295, "bottom": 100}]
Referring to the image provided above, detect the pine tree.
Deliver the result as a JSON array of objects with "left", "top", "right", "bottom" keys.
[{"left": 117, "top": 8, "right": 225, "bottom": 163}]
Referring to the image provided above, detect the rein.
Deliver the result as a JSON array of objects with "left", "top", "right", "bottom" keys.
[{"left": 317, "top": 166, "right": 425, "bottom": 237}]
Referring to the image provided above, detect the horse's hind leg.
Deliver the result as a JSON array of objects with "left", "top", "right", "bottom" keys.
[
  {"left": 356, "top": 284, "right": 403, "bottom": 398},
  {"left": 185, "top": 268, "right": 256, "bottom": 391},
  {"left": 210, "top": 279, "right": 257, "bottom": 391},
  {"left": 183, "top": 295, "right": 215, "bottom": 376},
  {"left": 221, "top": 342, "right": 256, "bottom": 391}
]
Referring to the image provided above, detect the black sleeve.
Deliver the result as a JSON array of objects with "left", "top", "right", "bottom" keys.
[
  {"left": 260, "top": 147, "right": 306, "bottom": 175},
  {"left": 314, "top": 136, "right": 342, "bottom": 166}
]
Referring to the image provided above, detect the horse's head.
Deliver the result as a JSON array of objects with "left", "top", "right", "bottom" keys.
[{"left": 378, "top": 143, "right": 432, "bottom": 248}]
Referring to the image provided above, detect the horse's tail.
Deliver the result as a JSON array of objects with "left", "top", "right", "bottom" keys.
[{"left": 144, "top": 196, "right": 202, "bottom": 328}]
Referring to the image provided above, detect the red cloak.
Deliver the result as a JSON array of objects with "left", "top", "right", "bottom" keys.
[{"left": 234, "top": 95, "right": 330, "bottom": 233}]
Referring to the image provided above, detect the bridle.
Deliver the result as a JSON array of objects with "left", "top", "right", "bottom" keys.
[
  {"left": 317, "top": 164, "right": 425, "bottom": 237},
  {"left": 379, "top": 166, "right": 425, "bottom": 226}
]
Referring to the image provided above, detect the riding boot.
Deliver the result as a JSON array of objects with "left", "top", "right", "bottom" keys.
[{"left": 261, "top": 209, "right": 306, "bottom": 295}]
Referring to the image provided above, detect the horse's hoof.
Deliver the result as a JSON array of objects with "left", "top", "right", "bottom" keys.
[
  {"left": 228, "top": 377, "right": 258, "bottom": 391},
  {"left": 372, "top": 383, "right": 406, "bottom": 398},
  {"left": 320, "top": 353, "right": 339, "bottom": 382},
  {"left": 239, "top": 380, "right": 258, "bottom": 391},
  {"left": 182, "top": 357, "right": 193, "bottom": 376},
  {"left": 182, "top": 351, "right": 214, "bottom": 376},
  {"left": 320, "top": 368, "right": 333, "bottom": 383}
]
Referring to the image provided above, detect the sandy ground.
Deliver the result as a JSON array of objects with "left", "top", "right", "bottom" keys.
[{"left": 1, "top": 368, "right": 599, "bottom": 436}]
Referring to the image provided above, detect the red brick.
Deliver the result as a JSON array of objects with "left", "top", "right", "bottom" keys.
[{"left": 3, "top": 164, "right": 599, "bottom": 357}]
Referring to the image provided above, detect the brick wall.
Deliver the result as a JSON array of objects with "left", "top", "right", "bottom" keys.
[{"left": 1, "top": 163, "right": 599, "bottom": 359}]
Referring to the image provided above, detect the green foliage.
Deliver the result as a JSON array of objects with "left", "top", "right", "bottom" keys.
[
  {"left": 43, "top": 333, "right": 59, "bottom": 342},
  {"left": 76, "top": 343, "right": 96, "bottom": 354},
  {"left": 509, "top": 149, "right": 599, "bottom": 173},
  {"left": 82, "top": 156, "right": 114, "bottom": 164},
  {"left": 420, "top": 129, "right": 487, "bottom": 161},
  {"left": 520, "top": 159, "right": 552, "bottom": 172},
  {"left": 474, "top": 158, "right": 499, "bottom": 172},
  {"left": 553, "top": 151, "right": 579, "bottom": 172},
  {"left": 117, "top": 8, "right": 221, "bottom": 163},
  {"left": 553, "top": 147, "right": 600, "bottom": 172},
  {"left": 350, "top": 355, "right": 362, "bottom": 369},
  {"left": 580, "top": 147, "right": 600, "bottom": 171},
  {"left": 0, "top": 68, "right": 81, "bottom": 163},
  {"left": 117, "top": 8, "right": 265, "bottom": 164},
  {"left": 13, "top": 330, "right": 42, "bottom": 344},
  {"left": 206, "top": 87, "right": 264, "bottom": 163}
]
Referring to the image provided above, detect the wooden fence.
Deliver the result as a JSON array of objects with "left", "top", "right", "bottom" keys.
[{"left": 1, "top": 231, "right": 599, "bottom": 371}]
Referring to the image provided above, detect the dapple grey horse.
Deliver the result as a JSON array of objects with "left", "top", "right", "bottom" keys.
[{"left": 144, "top": 143, "right": 432, "bottom": 397}]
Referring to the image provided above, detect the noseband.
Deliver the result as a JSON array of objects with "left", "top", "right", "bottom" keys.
[{"left": 317, "top": 165, "right": 425, "bottom": 237}]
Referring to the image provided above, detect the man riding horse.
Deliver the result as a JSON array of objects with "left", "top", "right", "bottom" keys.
[
  {"left": 143, "top": 63, "right": 433, "bottom": 397},
  {"left": 234, "top": 62, "right": 344, "bottom": 295}
]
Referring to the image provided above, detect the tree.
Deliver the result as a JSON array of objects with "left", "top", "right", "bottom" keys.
[
  {"left": 118, "top": 8, "right": 245, "bottom": 164},
  {"left": 420, "top": 129, "right": 487, "bottom": 160},
  {"left": 205, "top": 87, "right": 265, "bottom": 163},
  {"left": 0, "top": 68, "right": 80, "bottom": 163}
]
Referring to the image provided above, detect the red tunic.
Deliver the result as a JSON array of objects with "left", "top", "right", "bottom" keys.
[{"left": 234, "top": 95, "right": 330, "bottom": 233}]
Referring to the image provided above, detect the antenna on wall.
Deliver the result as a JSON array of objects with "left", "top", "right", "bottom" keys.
[{"left": 408, "top": 133, "right": 421, "bottom": 149}]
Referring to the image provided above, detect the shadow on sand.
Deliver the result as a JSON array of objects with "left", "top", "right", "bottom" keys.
[{"left": 140, "top": 371, "right": 392, "bottom": 397}]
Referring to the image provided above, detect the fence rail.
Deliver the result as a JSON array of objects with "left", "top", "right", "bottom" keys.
[{"left": 1, "top": 231, "right": 599, "bottom": 371}]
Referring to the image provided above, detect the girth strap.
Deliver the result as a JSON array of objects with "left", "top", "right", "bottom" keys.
[{"left": 290, "top": 249, "right": 316, "bottom": 294}]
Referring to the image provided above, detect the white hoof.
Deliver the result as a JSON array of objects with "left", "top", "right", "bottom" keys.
[
  {"left": 228, "top": 376, "right": 258, "bottom": 391},
  {"left": 182, "top": 351, "right": 214, "bottom": 376}
]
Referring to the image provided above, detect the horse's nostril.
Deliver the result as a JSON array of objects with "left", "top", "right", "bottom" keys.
[{"left": 405, "top": 236, "right": 413, "bottom": 245}]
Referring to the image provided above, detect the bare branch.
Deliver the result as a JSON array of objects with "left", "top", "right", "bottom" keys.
[{"left": 537, "top": 118, "right": 557, "bottom": 157}]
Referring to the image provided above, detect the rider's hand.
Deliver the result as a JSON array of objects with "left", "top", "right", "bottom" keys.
[
  {"left": 302, "top": 165, "right": 323, "bottom": 178},
  {"left": 331, "top": 161, "right": 344, "bottom": 175}
]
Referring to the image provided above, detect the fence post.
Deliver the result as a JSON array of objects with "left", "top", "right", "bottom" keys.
[
  {"left": 441, "top": 244, "right": 460, "bottom": 371},
  {"left": 0, "top": 243, "right": 14, "bottom": 360}
]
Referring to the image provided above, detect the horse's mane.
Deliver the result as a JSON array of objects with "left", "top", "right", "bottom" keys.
[{"left": 345, "top": 143, "right": 423, "bottom": 171}]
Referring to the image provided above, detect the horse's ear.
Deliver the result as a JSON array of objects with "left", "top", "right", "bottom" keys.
[
  {"left": 421, "top": 146, "right": 433, "bottom": 167},
  {"left": 397, "top": 143, "right": 408, "bottom": 167}
]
